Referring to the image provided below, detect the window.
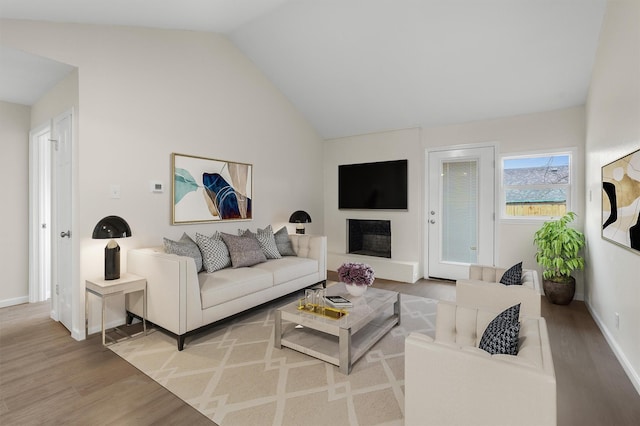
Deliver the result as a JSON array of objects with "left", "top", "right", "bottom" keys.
[{"left": 501, "top": 152, "right": 572, "bottom": 220}]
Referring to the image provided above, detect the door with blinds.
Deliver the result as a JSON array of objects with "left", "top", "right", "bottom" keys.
[{"left": 427, "top": 146, "right": 495, "bottom": 280}]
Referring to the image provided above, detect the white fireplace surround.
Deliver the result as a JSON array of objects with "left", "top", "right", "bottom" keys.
[{"left": 329, "top": 218, "right": 419, "bottom": 283}]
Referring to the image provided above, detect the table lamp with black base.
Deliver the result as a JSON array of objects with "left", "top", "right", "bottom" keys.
[
  {"left": 289, "top": 210, "right": 312, "bottom": 234},
  {"left": 92, "top": 215, "right": 132, "bottom": 280}
]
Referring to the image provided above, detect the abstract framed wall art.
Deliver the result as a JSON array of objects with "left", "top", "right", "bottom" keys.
[
  {"left": 602, "top": 148, "right": 640, "bottom": 254},
  {"left": 172, "top": 153, "right": 252, "bottom": 224}
]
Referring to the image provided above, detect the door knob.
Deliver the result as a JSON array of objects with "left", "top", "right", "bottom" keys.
[
  {"left": 429, "top": 219, "right": 436, "bottom": 224},
  {"left": 60, "top": 230, "right": 71, "bottom": 238}
]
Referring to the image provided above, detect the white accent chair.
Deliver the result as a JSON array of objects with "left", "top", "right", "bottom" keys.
[
  {"left": 456, "top": 264, "right": 542, "bottom": 318},
  {"left": 405, "top": 301, "right": 556, "bottom": 426}
]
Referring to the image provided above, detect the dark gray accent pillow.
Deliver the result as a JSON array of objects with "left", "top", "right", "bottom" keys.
[
  {"left": 220, "top": 232, "right": 267, "bottom": 268},
  {"left": 500, "top": 262, "right": 523, "bottom": 286},
  {"left": 164, "top": 233, "right": 203, "bottom": 272},
  {"left": 196, "top": 232, "right": 231, "bottom": 273},
  {"left": 478, "top": 304, "right": 521, "bottom": 355},
  {"left": 274, "top": 226, "right": 297, "bottom": 256}
]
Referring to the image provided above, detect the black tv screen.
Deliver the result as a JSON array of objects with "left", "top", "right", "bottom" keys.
[{"left": 339, "top": 160, "right": 408, "bottom": 210}]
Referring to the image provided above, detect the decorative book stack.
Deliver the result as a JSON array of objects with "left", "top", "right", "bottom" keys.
[{"left": 324, "top": 295, "right": 353, "bottom": 308}]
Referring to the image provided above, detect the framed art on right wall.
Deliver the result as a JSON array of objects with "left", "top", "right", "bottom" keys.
[{"left": 602, "top": 148, "right": 640, "bottom": 254}]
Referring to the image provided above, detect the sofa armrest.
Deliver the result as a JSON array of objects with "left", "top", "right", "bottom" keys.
[
  {"left": 290, "top": 234, "right": 327, "bottom": 281},
  {"left": 405, "top": 331, "right": 556, "bottom": 426},
  {"left": 126, "top": 247, "right": 202, "bottom": 335}
]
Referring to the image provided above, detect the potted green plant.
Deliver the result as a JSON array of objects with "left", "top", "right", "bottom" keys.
[{"left": 533, "top": 211, "right": 585, "bottom": 305}]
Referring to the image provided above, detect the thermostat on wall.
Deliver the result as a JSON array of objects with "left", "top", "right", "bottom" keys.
[{"left": 150, "top": 181, "right": 164, "bottom": 193}]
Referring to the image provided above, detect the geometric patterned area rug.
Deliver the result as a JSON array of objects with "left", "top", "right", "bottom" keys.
[{"left": 109, "top": 293, "right": 437, "bottom": 426}]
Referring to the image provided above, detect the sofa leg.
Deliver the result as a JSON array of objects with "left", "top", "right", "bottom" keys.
[
  {"left": 178, "top": 335, "right": 185, "bottom": 351},
  {"left": 320, "top": 280, "right": 327, "bottom": 288},
  {"left": 125, "top": 312, "right": 134, "bottom": 325}
]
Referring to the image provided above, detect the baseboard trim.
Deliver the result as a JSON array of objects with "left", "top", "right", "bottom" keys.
[
  {"left": 586, "top": 300, "right": 640, "bottom": 395},
  {"left": 0, "top": 296, "right": 29, "bottom": 309}
]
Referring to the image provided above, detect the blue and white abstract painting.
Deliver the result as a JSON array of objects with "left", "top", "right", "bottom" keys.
[{"left": 172, "top": 153, "right": 252, "bottom": 224}]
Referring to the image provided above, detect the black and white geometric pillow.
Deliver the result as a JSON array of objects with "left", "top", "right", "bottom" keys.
[
  {"left": 164, "top": 233, "right": 203, "bottom": 272},
  {"left": 256, "top": 225, "right": 282, "bottom": 259},
  {"left": 500, "top": 261, "right": 523, "bottom": 286},
  {"left": 478, "top": 303, "right": 521, "bottom": 355},
  {"left": 196, "top": 232, "right": 232, "bottom": 273}
]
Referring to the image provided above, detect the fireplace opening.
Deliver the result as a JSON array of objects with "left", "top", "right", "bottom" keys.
[{"left": 348, "top": 219, "right": 391, "bottom": 258}]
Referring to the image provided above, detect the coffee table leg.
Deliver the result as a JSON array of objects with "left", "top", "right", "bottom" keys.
[
  {"left": 274, "top": 310, "right": 282, "bottom": 349},
  {"left": 395, "top": 293, "right": 401, "bottom": 326},
  {"left": 339, "top": 328, "right": 351, "bottom": 374}
]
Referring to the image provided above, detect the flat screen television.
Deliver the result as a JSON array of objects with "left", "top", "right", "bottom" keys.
[{"left": 339, "top": 159, "right": 408, "bottom": 210}]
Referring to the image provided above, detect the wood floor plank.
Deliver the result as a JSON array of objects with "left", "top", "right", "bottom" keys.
[{"left": 2, "top": 276, "right": 639, "bottom": 425}]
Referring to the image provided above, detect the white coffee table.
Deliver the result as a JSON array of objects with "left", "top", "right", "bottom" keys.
[{"left": 274, "top": 282, "right": 401, "bottom": 374}]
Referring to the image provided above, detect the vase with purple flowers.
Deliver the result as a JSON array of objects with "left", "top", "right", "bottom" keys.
[{"left": 337, "top": 262, "right": 375, "bottom": 296}]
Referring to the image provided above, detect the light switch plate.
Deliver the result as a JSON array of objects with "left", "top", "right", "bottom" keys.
[
  {"left": 110, "top": 185, "right": 121, "bottom": 199},
  {"left": 150, "top": 181, "right": 164, "bottom": 193}
]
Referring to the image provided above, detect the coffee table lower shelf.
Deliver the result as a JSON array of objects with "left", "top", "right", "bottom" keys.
[{"left": 277, "top": 311, "right": 399, "bottom": 374}]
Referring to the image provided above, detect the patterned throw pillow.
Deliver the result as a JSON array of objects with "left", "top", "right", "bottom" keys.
[
  {"left": 500, "top": 261, "right": 523, "bottom": 286},
  {"left": 196, "top": 232, "right": 232, "bottom": 273},
  {"left": 164, "top": 233, "right": 203, "bottom": 272},
  {"left": 238, "top": 227, "right": 282, "bottom": 259},
  {"left": 478, "top": 304, "right": 521, "bottom": 355},
  {"left": 256, "top": 225, "right": 282, "bottom": 259},
  {"left": 220, "top": 232, "right": 267, "bottom": 268},
  {"left": 273, "top": 226, "right": 297, "bottom": 256}
]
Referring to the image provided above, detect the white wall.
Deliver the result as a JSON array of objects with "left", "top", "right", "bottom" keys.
[
  {"left": 0, "top": 101, "right": 31, "bottom": 307},
  {"left": 585, "top": 0, "right": 640, "bottom": 392},
  {"left": 324, "top": 128, "right": 423, "bottom": 281},
  {"left": 1, "top": 20, "right": 324, "bottom": 337},
  {"left": 422, "top": 107, "right": 586, "bottom": 296}
]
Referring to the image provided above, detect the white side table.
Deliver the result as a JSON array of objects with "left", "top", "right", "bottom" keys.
[{"left": 85, "top": 273, "right": 147, "bottom": 346}]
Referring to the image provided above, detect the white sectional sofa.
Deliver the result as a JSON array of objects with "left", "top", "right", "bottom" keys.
[
  {"left": 456, "top": 264, "right": 542, "bottom": 318},
  {"left": 405, "top": 300, "right": 556, "bottom": 426},
  {"left": 126, "top": 234, "right": 326, "bottom": 350}
]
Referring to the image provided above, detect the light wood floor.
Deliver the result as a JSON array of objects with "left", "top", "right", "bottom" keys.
[{"left": 2, "top": 277, "right": 639, "bottom": 425}]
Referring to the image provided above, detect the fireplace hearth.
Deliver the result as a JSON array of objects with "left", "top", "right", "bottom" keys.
[{"left": 348, "top": 219, "right": 391, "bottom": 258}]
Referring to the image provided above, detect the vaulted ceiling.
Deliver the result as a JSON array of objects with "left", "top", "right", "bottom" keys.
[{"left": 0, "top": 0, "right": 607, "bottom": 139}]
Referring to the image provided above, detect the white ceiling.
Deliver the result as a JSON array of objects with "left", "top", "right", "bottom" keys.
[{"left": 0, "top": 0, "right": 607, "bottom": 139}]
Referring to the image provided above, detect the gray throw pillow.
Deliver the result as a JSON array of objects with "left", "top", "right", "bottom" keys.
[
  {"left": 478, "top": 304, "right": 521, "bottom": 355},
  {"left": 196, "top": 232, "right": 231, "bottom": 273},
  {"left": 220, "top": 232, "right": 267, "bottom": 268},
  {"left": 164, "top": 233, "right": 203, "bottom": 272},
  {"left": 274, "top": 226, "right": 297, "bottom": 256}
]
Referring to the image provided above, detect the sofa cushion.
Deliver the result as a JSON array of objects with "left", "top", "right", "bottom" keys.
[
  {"left": 478, "top": 304, "right": 521, "bottom": 355},
  {"left": 251, "top": 257, "right": 318, "bottom": 285},
  {"left": 274, "top": 226, "right": 297, "bottom": 256},
  {"left": 500, "top": 262, "right": 523, "bottom": 286},
  {"left": 164, "top": 233, "right": 203, "bottom": 272},
  {"left": 196, "top": 232, "right": 232, "bottom": 272},
  {"left": 221, "top": 232, "right": 267, "bottom": 268},
  {"left": 199, "top": 268, "right": 273, "bottom": 309}
]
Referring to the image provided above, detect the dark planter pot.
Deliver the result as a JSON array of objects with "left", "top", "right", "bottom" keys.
[{"left": 543, "top": 276, "right": 576, "bottom": 305}]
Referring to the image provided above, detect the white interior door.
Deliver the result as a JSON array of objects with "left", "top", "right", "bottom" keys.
[
  {"left": 29, "top": 125, "right": 52, "bottom": 303},
  {"left": 53, "top": 111, "right": 73, "bottom": 332},
  {"left": 427, "top": 146, "right": 495, "bottom": 280}
]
